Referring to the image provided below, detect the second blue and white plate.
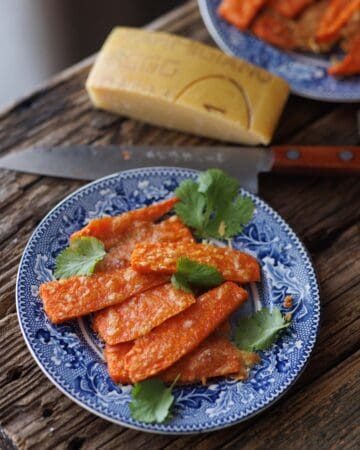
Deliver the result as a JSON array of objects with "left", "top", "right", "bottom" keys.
[
  {"left": 198, "top": 0, "right": 360, "bottom": 102},
  {"left": 17, "top": 167, "right": 320, "bottom": 434}
]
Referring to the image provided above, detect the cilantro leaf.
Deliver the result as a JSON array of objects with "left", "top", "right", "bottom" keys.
[
  {"left": 175, "top": 180, "right": 207, "bottom": 234},
  {"left": 129, "top": 378, "right": 176, "bottom": 423},
  {"left": 198, "top": 168, "right": 239, "bottom": 210},
  {"left": 54, "top": 237, "right": 106, "bottom": 279},
  {"left": 171, "top": 272, "right": 193, "bottom": 293},
  {"left": 171, "top": 257, "right": 224, "bottom": 293},
  {"left": 235, "top": 308, "right": 290, "bottom": 352},
  {"left": 175, "top": 169, "right": 254, "bottom": 239}
]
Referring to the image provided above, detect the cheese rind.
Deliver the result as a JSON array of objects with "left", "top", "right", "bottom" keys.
[{"left": 86, "top": 28, "right": 289, "bottom": 145}]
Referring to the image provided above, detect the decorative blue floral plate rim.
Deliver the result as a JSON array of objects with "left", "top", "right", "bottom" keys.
[
  {"left": 198, "top": 0, "right": 360, "bottom": 102},
  {"left": 16, "top": 167, "right": 320, "bottom": 434}
]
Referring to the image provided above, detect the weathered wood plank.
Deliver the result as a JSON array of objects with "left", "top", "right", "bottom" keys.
[
  {"left": 0, "top": 219, "right": 358, "bottom": 449},
  {"left": 0, "top": 0, "right": 359, "bottom": 449}
]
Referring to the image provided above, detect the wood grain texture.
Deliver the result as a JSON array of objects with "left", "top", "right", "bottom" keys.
[{"left": 0, "top": 0, "right": 359, "bottom": 449}]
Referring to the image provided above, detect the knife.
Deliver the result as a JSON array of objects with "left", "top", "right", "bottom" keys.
[{"left": 0, "top": 144, "right": 359, "bottom": 193}]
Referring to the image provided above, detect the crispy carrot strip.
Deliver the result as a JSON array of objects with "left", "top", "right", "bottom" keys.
[
  {"left": 269, "top": 0, "right": 314, "bottom": 18},
  {"left": 160, "top": 334, "right": 244, "bottom": 383},
  {"left": 93, "top": 284, "right": 196, "bottom": 344},
  {"left": 39, "top": 268, "right": 168, "bottom": 324},
  {"left": 70, "top": 197, "right": 179, "bottom": 249},
  {"left": 130, "top": 242, "right": 260, "bottom": 283},
  {"left": 252, "top": 9, "right": 297, "bottom": 50},
  {"left": 316, "top": 0, "right": 360, "bottom": 43},
  {"left": 96, "top": 216, "right": 194, "bottom": 272},
  {"left": 218, "top": 0, "right": 266, "bottom": 29},
  {"left": 95, "top": 221, "right": 153, "bottom": 272},
  {"left": 215, "top": 320, "right": 232, "bottom": 338},
  {"left": 105, "top": 342, "right": 133, "bottom": 383},
  {"left": 105, "top": 333, "right": 260, "bottom": 384},
  {"left": 328, "top": 31, "right": 360, "bottom": 75},
  {"left": 124, "top": 282, "right": 248, "bottom": 382}
]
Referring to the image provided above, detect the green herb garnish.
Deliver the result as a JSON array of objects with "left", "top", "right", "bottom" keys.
[
  {"left": 129, "top": 377, "right": 178, "bottom": 423},
  {"left": 175, "top": 169, "right": 254, "bottom": 239},
  {"left": 235, "top": 307, "right": 291, "bottom": 352},
  {"left": 54, "top": 236, "right": 106, "bottom": 279},
  {"left": 171, "top": 257, "right": 224, "bottom": 294}
]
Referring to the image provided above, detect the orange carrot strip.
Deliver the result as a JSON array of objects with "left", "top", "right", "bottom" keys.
[
  {"left": 316, "top": 0, "right": 360, "bottom": 43},
  {"left": 124, "top": 282, "right": 248, "bottom": 382},
  {"left": 252, "top": 9, "right": 297, "bottom": 50},
  {"left": 95, "top": 221, "right": 153, "bottom": 272},
  {"left": 70, "top": 197, "right": 179, "bottom": 249},
  {"left": 160, "top": 334, "right": 244, "bottom": 383},
  {"left": 328, "top": 31, "right": 360, "bottom": 75},
  {"left": 105, "top": 332, "right": 260, "bottom": 384},
  {"left": 269, "top": 0, "right": 314, "bottom": 18},
  {"left": 93, "top": 284, "right": 196, "bottom": 344},
  {"left": 218, "top": 0, "right": 266, "bottom": 29},
  {"left": 105, "top": 342, "right": 133, "bottom": 384},
  {"left": 130, "top": 242, "right": 260, "bottom": 283},
  {"left": 215, "top": 320, "right": 232, "bottom": 338},
  {"left": 39, "top": 268, "right": 169, "bottom": 324},
  {"left": 96, "top": 216, "right": 194, "bottom": 273}
]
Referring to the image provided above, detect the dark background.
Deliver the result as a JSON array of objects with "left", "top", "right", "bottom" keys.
[{"left": 1, "top": 0, "right": 184, "bottom": 107}]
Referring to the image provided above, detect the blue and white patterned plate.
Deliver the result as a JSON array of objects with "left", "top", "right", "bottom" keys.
[
  {"left": 198, "top": 0, "right": 360, "bottom": 102},
  {"left": 17, "top": 167, "right": 320, "bottom": 434}
]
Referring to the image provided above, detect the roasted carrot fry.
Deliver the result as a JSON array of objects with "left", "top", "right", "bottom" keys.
[
  {"left": 160, "top": 334, "right": 244, "bottom": 383},
  {"left": 328, "top": 31, "right": 360, "bottom": 75},
  {"left": 130, "top": 242, "right": 260, "bottom": 283},
  {"left": 93, "top": 284, "right": 196, "bottom": 344},
  {"left": 39, "top": 268, "right": 168, "bottom": 324},
  {"left": 105, "top": 333, "right": 260, "bottom": 384},
  {"left": 105, "top": 342, "right": 133, "bottom": 383},
  {"left": 215, "top": 320, "right": 232, "bottom": 338},
  {"left": 96, "top": 216, "right": 194, "bottom": 272},
  {"left": 124, "top": 282, "right": 248, "bottom": 382},
  {"left": 252, "top": 9, "right": 297, "bottom": 50},
  {"left": 294, "top": 1, "right": 333, "bottom": 52},
  {"left": 316, "top": 0, "right": 360, "bottom": 43},
  {"left": 70, "top": 197, "right": 179, "bottom": 249},
  {"left": 95, "top": 221, "right": 153, "bottom": 272},
  {"left": 269, "top": 0, "right": 315, "bottom": 18},
  {"left": 218, "top": 0, "right": 266, "bottom": 29},
  {"left": 148, "top": 215, "right": 194, "bottom": 244}
]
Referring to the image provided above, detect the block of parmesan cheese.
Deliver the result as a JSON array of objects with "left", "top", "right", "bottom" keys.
[{"left": 86, "top": 27, "right": 289, "bottom": 145}]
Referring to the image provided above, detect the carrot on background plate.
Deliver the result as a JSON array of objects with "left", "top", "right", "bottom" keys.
[
  {"left": 252, "top": 9, "right": 297, "bottom": 50},
  {"left": 218, "top": 0, "right": 266, "bottom": 29},
  {"left": 130, "top": 241, "right": 260, "bottom": 283},
  {"left": 328, "top": 31, "right": 360, "bottom": 75},
  {"left": 96, "top": 215, "right": 194, "bottom": 273},
  {"left": 316, "top": 0, "right": 360, "bottom": 43},
  {"left": 93, "top": 284, "right": 196, "bottom": 344},
  {"left": 269, "top": 0, "right": 315, "bottom": 18},
  {"left": 39, "top": 267, "right": 168, "bottom": 324},
  {"left": 70, "top": 197, "right": 179, "bottom": 249},
  {"left": 124, "top": 282, "right": 248, "bottom": 383}
]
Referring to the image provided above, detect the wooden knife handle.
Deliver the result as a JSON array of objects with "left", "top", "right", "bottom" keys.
[{"left": 271, "top": 145, "right": 360, "bottom": 174}]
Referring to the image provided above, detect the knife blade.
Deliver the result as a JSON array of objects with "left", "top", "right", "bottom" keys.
[{"left": 0, "top": 144, "right": 359, "bottom": 193}]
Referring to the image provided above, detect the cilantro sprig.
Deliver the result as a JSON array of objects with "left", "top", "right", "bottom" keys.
[
  {"left": 129, "top": 377, "right": 179, "bottom": 423},
  {"left": 175, "top": 169, "right": 254, "bottom": 240},
  {"left": 235, "top": 307, "right": 291, "bottom": 352},
  {"left": 171, "top": 257, "right": 224, "bottom": 294},
  {"left": 54, "top": 236, "right": 106, "bottom": 279}
]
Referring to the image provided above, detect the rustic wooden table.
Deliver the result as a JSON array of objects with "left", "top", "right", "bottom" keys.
[{"left": 0, "top": 1, "right": 359, "bottom": 449}]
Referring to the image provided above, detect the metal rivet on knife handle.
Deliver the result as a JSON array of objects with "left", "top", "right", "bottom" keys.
[
  {"left": 286, "top": 149, "right": 301, "bottom": 160},
  {"left": 339, "top": 150, "right": 354, "bottom": 161}
]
